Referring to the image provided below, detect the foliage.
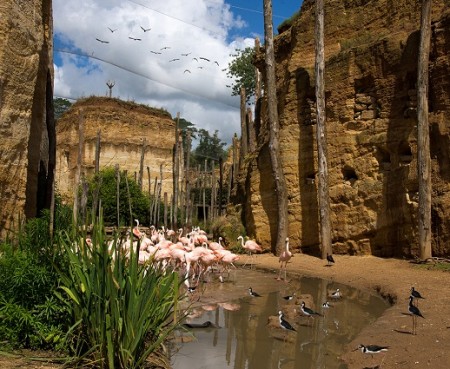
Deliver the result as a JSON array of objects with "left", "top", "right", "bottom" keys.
[
  {"left": 226, "top": 47, "right": 256, "bottom": 103},
  {"left": 191, "top": 129, "right": 227, "bottom": 166},
  {"left": 56, "top": 220, "right": 184, "bottom": 368},
  {"left": 54, "top": 97, "right": 73, "bottom": 121},
  {"left": 86, "top": 168, "right": 150, "bottom": 226},
  {"left": 210, "top": 212, "right": 245, "bottom": 253},
  {"left": 276, "top": 10, "right": 301, "bottom": 34},
  {"left": 0, "top": 210, "right": 70, "bottom": 350}
]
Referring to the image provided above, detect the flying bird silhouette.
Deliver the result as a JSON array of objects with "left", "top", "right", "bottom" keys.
[
  {"left": 169, "top": 58, "right": 180, "bottom": 62},
  {"left": 150, "top": 50, "right": 162, "bottom": 54},
  {"left": 192, "top": 57, "right": 198, "bottom": 62},
  {"left": 199, "top": 57, "right": 210, "bottom": 62},
  {"left": 214, "top": 61, "right": 220, "bottom": 66},
  {"left": 95, "top": 38, "right": 109, "bottom": 44},
  {"left": 181, "top": 52, "right": 191, "bottom": 56},
  {"left": 140, "top": 26, "right": 151, "bottom": 32},
  {"left": 129, "top": 36, "right": 142, "bottom": 41},
  {"left": 107, "top": 27, "right": 117, "bottom": 33},
  {"left": 160, "top": 46, "right": 170, "bottom": 50},
  {"left": 184, "top": 69, "right": 191, "bottom": 73}
]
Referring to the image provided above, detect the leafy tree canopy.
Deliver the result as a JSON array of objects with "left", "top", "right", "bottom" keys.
[
  {"left": 54, "top": 97, "right": 73, "bottom": 121},
  {"left": 226, "top": 47, "right": 256, "bottom": 103},
  {"left": 191, "top": 129, "right": 227, "bottom": 166}
]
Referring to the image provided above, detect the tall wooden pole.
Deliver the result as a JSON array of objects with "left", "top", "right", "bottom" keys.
[
  {"left": 240, "top": 87, "right": 248, "bottom": 164},
  {"left": 417, "top": 0, "right": 432, "bottom": 260},
  {"left": 138, "top": 138, "right": 146, "bottom": 190},
  {"left": 218, "top": 157, "right": 223, "bottom": 216},
  {"left": 254, "top": 37, "right": 262, "bottom": 104},
  {"left": 73, "top": 109, "right": 85, "bottom": 225},
  {"left": 263, "top": 0, "right": 289, "bottom": 255},
  {"left": 173, "top": 113, "right": 180, "bottom": 229},
  {"left": 115, "top": 164, "right": 120, "bottom": 227},
  {"left": 92, "top": 130, "right": 101, "bottom": 222},
  {"left": 315, "top": 0, "right": 332, "bottom": 259}
]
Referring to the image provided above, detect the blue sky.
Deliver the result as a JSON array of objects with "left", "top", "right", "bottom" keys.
[{"left": 53, "top": 0, "right": 303, "bottom": 145}]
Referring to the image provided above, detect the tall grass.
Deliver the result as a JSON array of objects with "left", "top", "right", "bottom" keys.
[{"left": 56, "top": 218, "right": 183, "bottom": 368}]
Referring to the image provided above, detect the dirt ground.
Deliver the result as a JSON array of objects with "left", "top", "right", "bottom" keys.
[{"left": 1, "top": 253, "right": 449, "bottom": 368}]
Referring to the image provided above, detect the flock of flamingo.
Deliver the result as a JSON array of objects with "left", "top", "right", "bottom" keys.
[{"left": 83, "top": 220, "right": 290, "bottom": 292}]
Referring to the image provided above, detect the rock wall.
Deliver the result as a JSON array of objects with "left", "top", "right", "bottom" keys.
[
  {"left": 56, "top": 97, "right": 178, "bottom": 205},
  {"left": 237, "top": 0, "right": 450, "bottom": 257},
  {"left": 0, "top": 0, "right": 54, "bottom": 238}
]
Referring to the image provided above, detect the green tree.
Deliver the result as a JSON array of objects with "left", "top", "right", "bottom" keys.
[
  {"left": 87, "top": 168, "right": 150, "bottom": 226},
  {"left": 227, "top": 47, "right": 256, "bottom": 102},
  {"left": 53, "top": 97, "right": 72, "bottom": 121},
  {"left": 192, "top": 129, "right": 227, "bottom": 165}
]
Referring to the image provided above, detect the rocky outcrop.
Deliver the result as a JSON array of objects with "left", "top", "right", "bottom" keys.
[
  {"left": 0, "top": 0, "right": 54, "bottom": 239},
  {"left": 56, "top": 97, "right": 177, "bottom": 203},
  {"left": 236, "top": 0, "right": 450, "bottom": 257}
]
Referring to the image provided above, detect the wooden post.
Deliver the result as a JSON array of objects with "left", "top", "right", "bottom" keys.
[
  {"left": 147, "top": 166, "right": 151, "bottom": 225},
  {"left": 150, "top": 176, "right": 158, "bottom": 225},
  {"left": 240, "top": 87, "right": 248, "bottom": 164},
  {"left": 124, "top": 170, "right": 132, "bottom": 225},
  {"left": 264, "top": 0, "right": 289, "bottom": 255},
  {"left": 247, "top": 107, "right": 256, "bottom": 152},
  {"left": 218, "top": 157, "right": 223, "bottom": 216},
  {"left": 315, "top": 0, "right": 332, "bottom": 259},
  {"left": 115, "top": 164, "right": 120, "bottom": 227},
  {"left": 185, "top": 131, "right": 192, "bottom": 225},
  {"left": 81, "top": 174, "right": 88, "bottom": 227},
  {"left": 139, "top": 138, "right": 146, "bottom": 190},
  {"left": 173, "top": 113, "right": 180, "bottom": 230},
  {"left": 92, "top": 130, "right": 101, "bottom": 222},
  {"left": 164, "top": 192, "right": 168, "bottom": 228},
  {"left": 417, "top": 0, "right": 432, "bottom": 260},
  {"left": 203, "top": 159, "right": 207, "bottom": 224},
  {"left": 211, "top": 160, "right": 216, "bottom": 221},
  {"left": 73, "top": 109, "right": 85, "bottom": 225}
]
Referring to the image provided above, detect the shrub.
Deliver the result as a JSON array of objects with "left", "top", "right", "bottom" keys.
[{"left": 56, "top": 219, "right": 184, "bottom": 368}]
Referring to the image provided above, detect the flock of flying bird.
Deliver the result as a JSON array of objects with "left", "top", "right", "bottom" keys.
[{"left": 95, "top": 26, "right": 224, "bottom": 75}]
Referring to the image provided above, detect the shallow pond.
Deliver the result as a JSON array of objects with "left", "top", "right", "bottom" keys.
[{"left": 170, "top": 268, "right": 389, "bottom": 369}]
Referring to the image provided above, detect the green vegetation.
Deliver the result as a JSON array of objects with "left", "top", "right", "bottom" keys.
[
  {"left": 87, "top": 168, "right": 151, "bottom": 226},
  {"left": 56, "top": 219, "right": 183, "bottom": 368},
  {"left": 226, "top": 47, "right": 256, "bottom": 102},
  {"left": 276, "top": 9, "right": 301, "bottom": 34}
]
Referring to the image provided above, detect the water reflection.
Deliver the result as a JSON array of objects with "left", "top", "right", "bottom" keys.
[{"left": 170, "top": 269, "right": 388, "bottom": 369}]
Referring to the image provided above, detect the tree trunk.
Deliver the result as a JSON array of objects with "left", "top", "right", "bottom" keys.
[
  {"left": 138, "top": 138, "right": 146, "bottom": 190},
  {"left": 92, "top": 130, "right": 101, "bottom": 222},
  {"left": 185, "top": 131, "right": 192, "bottom": 226},
  {"left": 417, "top": 0, "right": 432, "bottom": 260},
  {"left": 263, "top": 0, "right": 289, "bottom": 255},
  {"left": 240, "top": 87, "right": 248, "bottom": 163},
  {"left": 218, "top": 157, "right": 223, "bottom": 216},
  {"left": 73, "top": 109, "right": 85, "bottom": 225},
  {"left": 115, "top": 164, "right": 120, "bottom": 227},
  {"left": 173, "top": 113, "right": 180, "bottom": 229},
  {"left": 315, "top": 0, "right": 332, "bottom": 259}
]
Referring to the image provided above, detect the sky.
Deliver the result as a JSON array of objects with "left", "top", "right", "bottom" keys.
[{"left": 53, "top": 0, "right": 302, "bottom": 146}]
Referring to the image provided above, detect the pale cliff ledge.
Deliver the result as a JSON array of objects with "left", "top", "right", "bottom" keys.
[
  {"left": 56, "top": 96, "right": 177, "bottom": 203},
  {"left": 237, "top": 0, "right": 450, "bottom": 257}
]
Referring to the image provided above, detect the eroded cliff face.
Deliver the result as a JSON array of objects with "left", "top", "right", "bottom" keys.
[
  {"left": 0, "top": 0, "right": 54, "bottom": 238},
  {"left": 56, "top": 97, "right": 177, "bottom": 202},
  {"left": 237, "top": 0, "right": 450, "bottom": 257}
]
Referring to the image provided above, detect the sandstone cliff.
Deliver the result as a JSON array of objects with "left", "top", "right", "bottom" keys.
[
  {"left": 56, "top": 97, "right": 177, "bottom": 203},
  {"left": 236, "top": 0, "right": 450, "bottom": 257},
  {"left": 0, "top": 0, "right": 54, "bottom": 238}
]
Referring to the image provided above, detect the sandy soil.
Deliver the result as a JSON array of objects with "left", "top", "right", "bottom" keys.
[{"left": 1, "top": 254, "right": 449, "bottom": 368}]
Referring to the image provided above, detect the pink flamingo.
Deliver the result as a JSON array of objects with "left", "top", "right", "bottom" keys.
[
  {"left": 277, "top": 237, "right": 292, "bottom": 281},
  {"left": 237, "top": 235, "right": 262, "bottom": 269}
]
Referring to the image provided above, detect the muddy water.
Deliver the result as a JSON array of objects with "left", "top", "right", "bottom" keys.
[{"left": 170, "top": 268, "right": 389, "bottom": 369}]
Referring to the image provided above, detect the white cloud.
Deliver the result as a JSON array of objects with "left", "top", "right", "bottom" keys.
[{"left": 53, "top": 0, "right": 256, "bottom": 145}]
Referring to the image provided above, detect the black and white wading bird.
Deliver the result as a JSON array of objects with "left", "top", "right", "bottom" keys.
[
  {"left": 326, "top": 253, "right": 335, "bottom": 266},
  {"left": 278, "top": 311, "right": 296, "bottom": 340},
  {"left": 408, "top": 295, "right": 425, "bottom": 335},
  {"left": 248, "top": 287, "right": 262, "bottom": 297},
  {"left": 300, "top": 301, "right": 323, "bottom": 321},
  {"left": 354, "top": 344, "right": 389, "bottom": 367},
  {"left": 410, "top": 286, "right": 424, "bottom": 306},
  {"left": 331, "top": 288, "right": 341, "bottom": 299},
  {"left": 282, "top": 293, "right": 296, "bottom": 301}
]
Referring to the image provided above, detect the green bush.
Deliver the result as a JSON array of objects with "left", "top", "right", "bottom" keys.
[
  {"left": 56, "top": 220, "right": 184, "bottom": 368},
  {"left": 87, "top": 168, "right": 151, "bottom": 226}
]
